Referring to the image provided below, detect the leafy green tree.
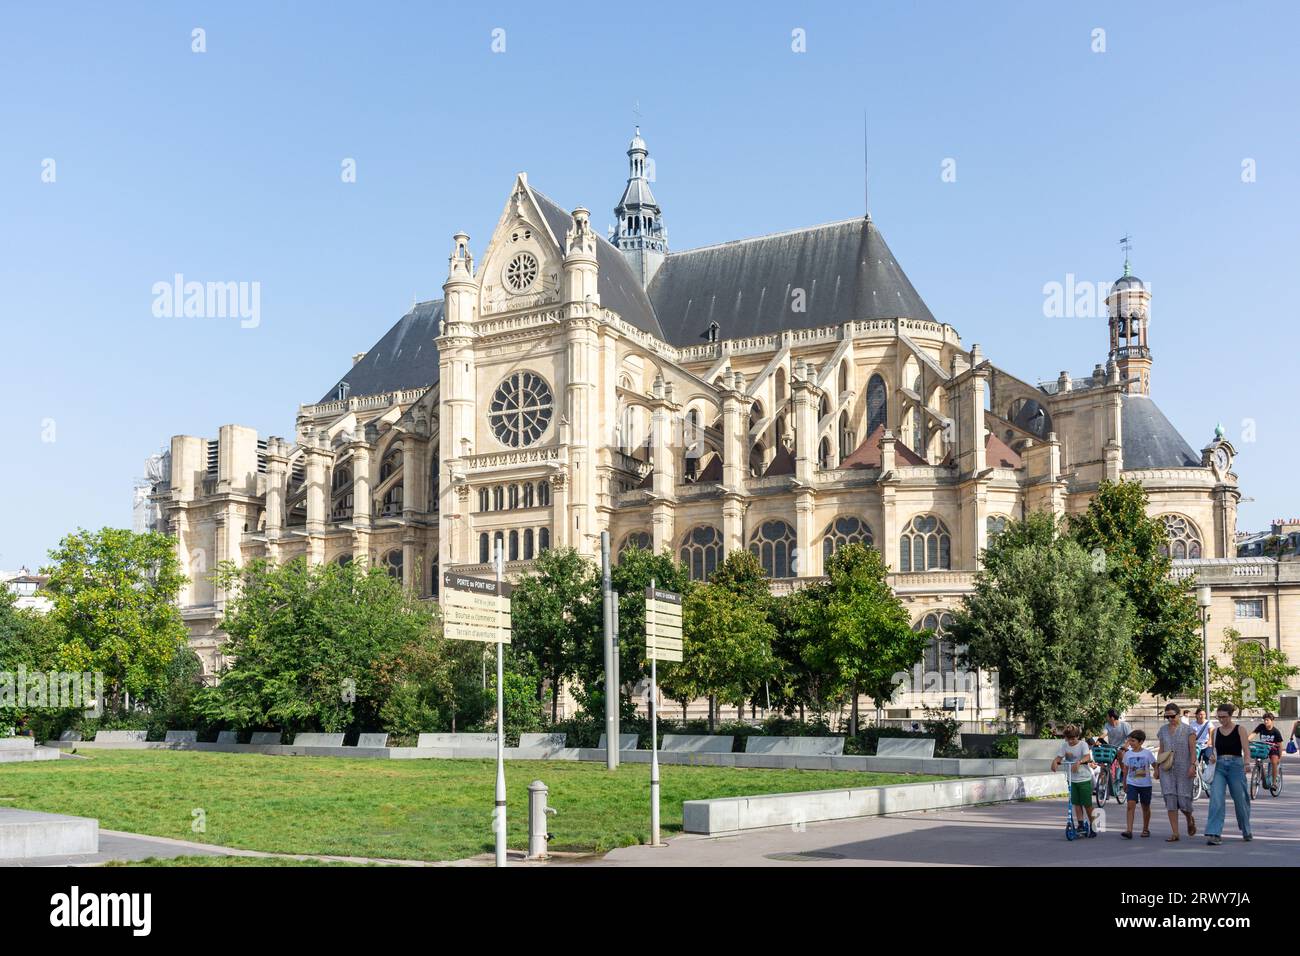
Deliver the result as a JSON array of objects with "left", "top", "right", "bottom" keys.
[
  {"left": 374, "top": 626, "right": 489, "bottom": 737},
  {"left": 1205, "top": 628, "right": 1299, "bottom": 713},
  {"left": 676, "top": 552, "right": 775, "bottom": 730},
  {"left": 42, "top": 527, "right": 189, "bottom": 711},
  {"left": 796, "top": 544, "right": 927, "bottom": 736},
  {"left": 0, "top": 586, "right": 58, "bottom": 732},
  {"left": 953, "top": 514, "right": 1143, "bottom": 732},
  {"left": 612, "top": 545, "right": 691, "bottom": 717},
  {"left": 1069, "top": 480, "right": 1201, "bottom": 696},
  {"left": 202, "top": 558, "right": 436, "bottom": 734},
  {"left": 509, "top": 547, "right": 599, "bottom": 721}
]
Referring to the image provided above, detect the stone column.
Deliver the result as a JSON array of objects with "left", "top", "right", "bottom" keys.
[
  {"left": 303, "top": 439, "right": 330, "bottom": 565},
  {"left": 350, "top": 435, "right": 372, "bottom": 566},
  {"left": 795, "top": 491, "right": 815, "bottom": 577},
  {"left": 263, "top": 437, "right": 289, "bottom": 563}
]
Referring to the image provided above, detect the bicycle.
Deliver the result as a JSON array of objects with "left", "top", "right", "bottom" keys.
[
  {"left": 1193, "top": 744, "right": 1212, "bottom": 800},
  {"left": 1092, "top": 745, "right": 1123, "bottom": 807},
  {"left": 1249, "top": 740, "right": 1283, "bottom": 798}
]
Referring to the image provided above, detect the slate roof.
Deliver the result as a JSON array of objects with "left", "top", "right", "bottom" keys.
[
  {"left": 318, "top": 299, "right": 444, "bottom": 404},
  {"left": 647, "top": 217, "right": 935, "bottom": 347},
  {"left": 1121, "top": 395, "right": 1201, "bottom": 469},
  {"left": 532, "top": 189, "right": 665, "bottom": 340}
]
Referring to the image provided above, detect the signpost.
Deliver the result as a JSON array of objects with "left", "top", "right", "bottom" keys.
[
  {"left": 644, "top": 581, "right": 682, "bottom": 847},
  {"left": 442, "top": 549, "right": 512, "bottom": 867}
]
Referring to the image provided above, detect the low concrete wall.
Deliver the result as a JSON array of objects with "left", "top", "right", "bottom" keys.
[
  {"left": 0, "top": 808, "right": 98, "bottom": 859},
  {"left": 682, "top": 772, "right": 1067, "bottom": 835}
]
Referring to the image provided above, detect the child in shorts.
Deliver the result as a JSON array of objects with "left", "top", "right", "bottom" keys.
[
  {"left": 1051, "top": 724, "right": 1097, "bottom": 837},
  {"left": 1120, "top": 729, "right": 1155, "bottom": 839}
]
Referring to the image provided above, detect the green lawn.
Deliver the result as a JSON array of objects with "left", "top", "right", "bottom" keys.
[{"left": 0, "top": 751, "right": 944, "bottom": 861}]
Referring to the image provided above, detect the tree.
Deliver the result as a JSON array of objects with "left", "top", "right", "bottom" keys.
[
  {"left": 0, "top": 586, "right": 60, "bottom": 732},
  {"left": 675, "top": 552, "right": 775, "bottom": 731},
  {"left": 1205, "top": 628, "right": 1299, "bottom": 713},
  {"left": 612, "top": 545, "right": 691, "bottom": 717},
  {"left": 796, "top": 544, "right": 927, "bottom": 736},
  {"left": 1069, "top": 480, "right": 1201, "bottom": 696},
  {"left": 509, "top": 547, "right": 599, "bottom": 721},
  {"left": 953, "top": 513, "right": 1144, "bottom": 733},
  {"left": 202, "top": 558, "right": 437, "bottom": 734},
  {"left": 42, "top": 527, "right": 189, "bottom": 711}
]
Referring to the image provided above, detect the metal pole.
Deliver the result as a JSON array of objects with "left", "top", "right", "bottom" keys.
[
  {"left": 1201, "top": 610, "right": 1210, "bottom": 715},
  {"left": 601, "top": 531, "right": 616, "bottom": 770},
  {"left": 649, "top": 578, "right": 661, "bottom": 845},
  {"left": 494, "top": 542, "right": 507, "bottom": 868},
  {"left": 612, "top": 590, "right": 620, "bottom": 770}
]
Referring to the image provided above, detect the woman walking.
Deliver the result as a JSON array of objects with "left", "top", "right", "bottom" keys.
[
  {"left": 1205, "top": 703, "right": 1253, "bottom": 845},
  {"left": 1154, "top": 703, "right": 1197, "bottom": 841}
]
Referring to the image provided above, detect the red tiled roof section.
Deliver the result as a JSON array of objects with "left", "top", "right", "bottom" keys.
[
  {"left": 985, "top": 432, "right": 1023, "bottom": 469},
  {"left": 841, "top": 424, "right": 927, "bottom": 469}
]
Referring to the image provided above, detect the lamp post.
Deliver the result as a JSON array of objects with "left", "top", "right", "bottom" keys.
[{"left": 1196, "top": 585, "right": 1213, "bottom": 714}]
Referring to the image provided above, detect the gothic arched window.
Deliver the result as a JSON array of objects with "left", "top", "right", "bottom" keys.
[
  {"left": 508, "top": 485, "right": 519, "bottom": 510},
  {"left": 523, "top": 529, "right": 534, "bottom": 560},
  {"left": 899, "top": 514, "right": 952, "bottom": 572},
  {"left": 680, "top": 526, "right": 723, "bottom": 582},
  {"left": 332, "top": 466, "right": 352, "bottom": 491},
  {"left": 749, "top": 519, "right": 797, "bottom": 578},
  {"left": 914, "top": 611, "right": 957, "bottom": 672},
  {"left": 818, "top": 437, "right": 832, "bottom": 470},
  {"left": 523, "top": 483, "right": 534, "bottom": 508},
  {"left": 537, "top": 481, "right": 550, "bottom": 507},
  {"left": 619, "top": 531, "right": 652, "bottom": 560},
  {"left": 509, "top": 530, "right": 519, "bottom": 561},
  {"left": 986, "top": 514, "right": 1009, "bottom": 539},
  {"left": 822, "top": 516, "right": 874, "bottom": 563},
  {"left": 379, "top": 450, "right": 402, "bottom": 482},
  {"left": 867, "top": 374, "right": 887, "bottom": 435},
  {"left": 538, "top": 528, "right": 550, "bottom": 552},
  {"left": 1157, "top": 514, "right": 1203, "bottom": 559},
  {"left": 478, "top": 488, "right": 490, "bottom": 512},
  {"left": 838, "top": 411, "right": 853, "bottom": 462},
  {"left": 493, "top": 486, "right": 504, "bottom": 511},
  {"left": 382, "top": 549, "right": 403, "bottom": 581},
  {"left": 479, "top": 533, "right": 489, "bottom": 564}
]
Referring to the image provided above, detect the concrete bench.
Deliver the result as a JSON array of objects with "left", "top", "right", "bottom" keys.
[
  {"left": 292, "top": 733, "right": 346, "bottom": 748},
  {"left": 94, "top": 730, "right": 148, "bottom": 744},
  {"left": 517, "top": 733, "right": 567, "bottom": 754},
  {"left": 597, "top": 734, "right": 639, "bottom": 751},
  {"left": 216, "top": 731, "right": 239, "bottom": 744},
  {"left": 744, "top": 736, "right": 845, "bottom": 756},
  {"left": 0, "top": 737, "right": 35, "bottom": 750},
  {"left": 164, "top": 730, "right": 198, "bottom": 745},
  {"left": 249, "top": 731, "right": 283, "bottom": 745},
  {"left": 1018, "top": 739, "right": 1064, "bottom": 760},
  {"left": 355, "top": 733, "right": 389, "bottom": 749},
  {"left": 417, "top": 733, "right": 497, "bottom": 749},
  {"left": 875, "top": 737, "right": 936, "bottom": 759},
  {"left": 660, "top": 734, "right": 735, "bottom": 753}
]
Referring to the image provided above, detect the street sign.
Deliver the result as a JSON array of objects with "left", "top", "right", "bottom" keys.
[
  {"left": 644, "top": 586, "right": 682, "bottom": 662},
  {"left": 443, "top": 572, "right": 512, "bottom": 644}
]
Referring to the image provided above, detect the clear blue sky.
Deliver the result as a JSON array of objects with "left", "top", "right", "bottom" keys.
[{"left": 2, "top": 1, "right": 1296, "bottom": 569}]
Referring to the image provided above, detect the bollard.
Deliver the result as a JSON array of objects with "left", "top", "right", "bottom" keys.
[{"left": 527, "top": 780, "right": 557, "bottom": 860}]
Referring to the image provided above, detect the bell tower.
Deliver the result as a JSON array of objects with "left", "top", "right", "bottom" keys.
[
  {"left": 1105, "top": 247, "right": 1153, "bottom": 395},
  {"left": 612, "top": 127, "right": 667, "bottom": 288}
]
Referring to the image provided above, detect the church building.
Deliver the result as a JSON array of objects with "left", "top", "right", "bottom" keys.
[{"left": 153, "top": 130, "right": 1278, "bottom": 720}]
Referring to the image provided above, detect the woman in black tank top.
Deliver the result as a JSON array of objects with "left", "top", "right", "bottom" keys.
[
  {"left": 1214, "top": 725, "right": 1243, "bottom": 756},
  {"left": 1205, "top": 705, "right": 1251, "bottom": 844}
]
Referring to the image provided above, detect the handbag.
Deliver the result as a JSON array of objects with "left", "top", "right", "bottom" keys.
[
  {"left": 1287, "top": 740, "right": 1297, "bottom": 755},
  {"left": 1202, "top": 760, "right": 1217, "bottom": 786}
]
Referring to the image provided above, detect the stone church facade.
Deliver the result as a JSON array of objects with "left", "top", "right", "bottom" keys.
[{"left": 153, "top": 131, "right": 1286, "bottom": 721}]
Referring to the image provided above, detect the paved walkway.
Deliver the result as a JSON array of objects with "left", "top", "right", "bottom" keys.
[{"left": 597, "top": 757, "right": 1300, "bottom": 867}]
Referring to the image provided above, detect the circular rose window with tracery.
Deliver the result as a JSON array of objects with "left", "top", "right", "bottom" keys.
[
  {"left": 504, "top": 252, "right": 539, "bottom": 293},
  {"left": 489, "top": 371, "right": 553, "bottom": 447}
]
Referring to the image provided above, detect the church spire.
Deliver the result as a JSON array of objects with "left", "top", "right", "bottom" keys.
[{"left": 613, "top": 127, "right": 667, "bottom": 288}]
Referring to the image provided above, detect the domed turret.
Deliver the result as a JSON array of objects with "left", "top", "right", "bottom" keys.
[
  {"left": 1105, "top": 256, "right": 1153, "bottom": 395},
  {"left": 613, "top": 127, "right": 667, "bottom": 288}
]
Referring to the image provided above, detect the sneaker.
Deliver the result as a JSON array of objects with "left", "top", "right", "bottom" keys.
[
  {"left": 1207, "top": 835, "right": 1222, "bottom": 845},
  {"left": 1243, "top": 833, "right": 1253, "bottom": 842}
]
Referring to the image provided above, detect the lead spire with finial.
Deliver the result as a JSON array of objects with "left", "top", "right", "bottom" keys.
[{"left": 1119, "top": 234, "right": 1133, "bottom": 276}]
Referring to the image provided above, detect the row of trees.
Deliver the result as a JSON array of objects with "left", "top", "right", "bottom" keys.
[{"left": 4, "top": 481, "right": 1294, "bottom": 740}]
